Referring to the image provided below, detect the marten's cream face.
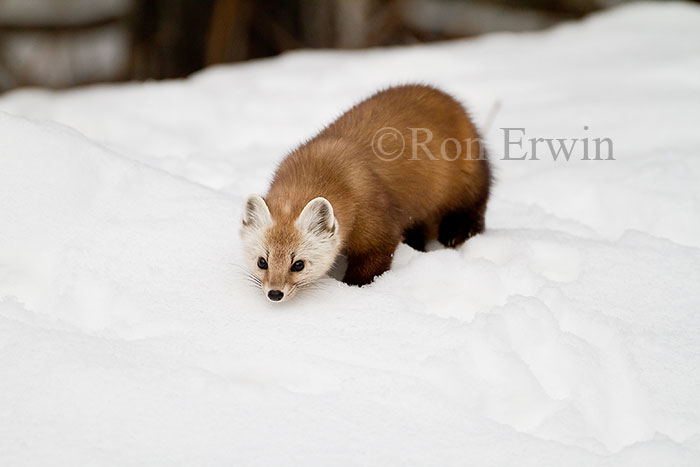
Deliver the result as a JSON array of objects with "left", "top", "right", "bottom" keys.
[{"left": 240, "top": 195, "right": 340, "bottom": 302}]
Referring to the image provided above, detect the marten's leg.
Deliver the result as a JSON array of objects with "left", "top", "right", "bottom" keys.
[
  {"left": 343, "top": 237, "right": 399, "bottom": 286},
  {"left": 438, "top": 197, "right": 487, "bottom": 248}
]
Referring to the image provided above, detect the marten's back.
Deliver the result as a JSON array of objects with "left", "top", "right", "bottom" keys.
[{"left": 320, "top": 85, "right": 488, "bottom": 224}]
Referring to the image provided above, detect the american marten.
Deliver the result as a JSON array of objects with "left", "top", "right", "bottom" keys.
[{"left": 241, "top": 84, "right": 491, "bottom": 302}]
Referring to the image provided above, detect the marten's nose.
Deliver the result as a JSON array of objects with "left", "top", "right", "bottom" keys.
[{"left": 267, "top": 290, "right": 284, "bottom": 301}]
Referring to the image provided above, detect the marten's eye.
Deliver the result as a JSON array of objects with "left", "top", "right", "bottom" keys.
[
  {"left": 291, "top": 260, "right": 305, "bottom": 272},
  {"left": 257, "top": 257, "right": 268, "bottom": 270}
]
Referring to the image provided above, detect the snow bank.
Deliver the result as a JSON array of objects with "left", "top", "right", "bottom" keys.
[{"left": 1, "top": 2, "right": 700, "bottom": 465}]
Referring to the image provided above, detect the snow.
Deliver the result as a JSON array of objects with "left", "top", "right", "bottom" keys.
[{"left": 1, "top": 2, "right": 700, "bottom": 465}]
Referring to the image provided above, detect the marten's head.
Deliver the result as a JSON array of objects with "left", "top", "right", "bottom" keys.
[{"left": 240, "top": 195, "right": 340, "bottom": 302}]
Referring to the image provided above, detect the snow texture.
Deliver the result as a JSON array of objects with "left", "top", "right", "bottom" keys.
[{"left": 1, "top": 2, "right": 700, "bottom": 465}]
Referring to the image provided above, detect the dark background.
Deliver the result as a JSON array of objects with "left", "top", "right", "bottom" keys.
[{"left": 0, "top": 0, "right": 665, "bottom": 92}]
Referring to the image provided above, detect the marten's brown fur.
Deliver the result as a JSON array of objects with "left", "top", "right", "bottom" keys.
[{"left": 242, "top": 84, "right": 491, "bottom": 298}]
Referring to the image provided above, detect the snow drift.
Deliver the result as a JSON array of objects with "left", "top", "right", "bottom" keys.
[{"left": 1, "top": 2, "right": 700, "bottom": 465}]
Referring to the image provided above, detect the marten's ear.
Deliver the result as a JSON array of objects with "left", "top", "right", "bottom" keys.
[
  {"left": 296, "top": 197, "right": 337, "bottom": 237},
  {"left": 242, "top": 194, "right": 272, "bottom": 228}
]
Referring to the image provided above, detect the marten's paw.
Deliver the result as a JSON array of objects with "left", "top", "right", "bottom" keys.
[
  {"left": 438, "top": 209, "right": 485, "bottom": 248},
  {"left": 402, "top": 223, "right": 428, "bottom": 252}
]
